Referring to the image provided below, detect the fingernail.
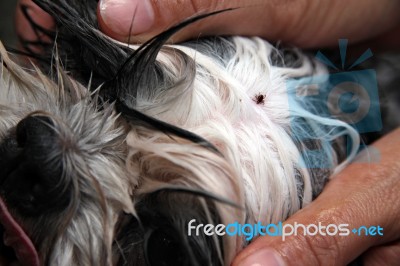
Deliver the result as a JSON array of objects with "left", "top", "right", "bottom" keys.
[
  {"left": 99, "top": 0, "right": 155, "bottom": 36},
  {"left": 238, "top": 249, "right": 285, "bottom": 266}
]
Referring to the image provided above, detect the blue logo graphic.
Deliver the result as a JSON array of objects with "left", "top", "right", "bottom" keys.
[
  {"left": 287, "top": 39, "right": 382, "bottom": 168},
  {"left": 188, "top": 219, "right": 384, "bottom": 241}
]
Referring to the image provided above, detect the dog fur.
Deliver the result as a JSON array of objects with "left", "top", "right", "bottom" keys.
[{"left": 0, "top": 1, "right": 365, "bottom": 265}]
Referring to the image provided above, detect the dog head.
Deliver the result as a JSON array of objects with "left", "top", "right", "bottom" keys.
[
  {"left": 0, "top": 45, "right": 134, "bottom": 265},
  {"left": 2, "top": 1, "right": 362, "bottom": 265}
]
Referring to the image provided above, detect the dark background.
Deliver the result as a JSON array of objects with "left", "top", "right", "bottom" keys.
[{"left": 0, "top": 0, "right": 17, "bottom": 47}]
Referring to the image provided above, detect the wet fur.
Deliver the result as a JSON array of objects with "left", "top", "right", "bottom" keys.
[{"left": 0, "top": 0, "right": 365, "bottom": 265}]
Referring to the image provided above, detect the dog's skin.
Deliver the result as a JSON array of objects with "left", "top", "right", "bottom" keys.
[{"left": 0, "top": 1, "right": 370, "bottom": 265}]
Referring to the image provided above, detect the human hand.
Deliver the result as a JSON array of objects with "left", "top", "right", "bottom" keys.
[
  {"left": 15, "top": 0, "right": 54, "bottom": 50},
  {"left": 17, "top": 0, "right": 400, "bottom": 48},
  {"left": 96, "top": 0, "right": 400, "bottom": 48},
  {"left": 232, "top": 128, "right": 400, "bottom": 266}
]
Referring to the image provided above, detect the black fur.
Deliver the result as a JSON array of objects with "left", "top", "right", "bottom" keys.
[
  {"left": 23, "top": 1, "right": 238, "bottom": 265},
  {"left": 28, "top": 0, "right": 230, "bottom": 154},
  {"left": 14, "top": 1, "right": 395, "bottom": 265},
  {"left": 116, "top": 190, "right": 227, "bottom": 266}
]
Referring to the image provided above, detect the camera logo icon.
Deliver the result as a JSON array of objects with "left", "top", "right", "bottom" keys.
[{"left": 287, "top": 40, "right": 382, "bottom": 168}]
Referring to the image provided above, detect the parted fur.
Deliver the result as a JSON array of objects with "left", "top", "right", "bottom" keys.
[{"left": 0, "top": 1, "right": 363, "bottom": 265}]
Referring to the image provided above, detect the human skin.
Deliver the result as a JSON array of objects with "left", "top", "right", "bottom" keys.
[
  {"left": 16, "top": 0, "right": 400, "bottom": 49},
  {"left": 15, "top": 0, "right": 400, "bottom": 265},
  {"left": 232, "top": 128, "right": 400, "bottom": 265}
]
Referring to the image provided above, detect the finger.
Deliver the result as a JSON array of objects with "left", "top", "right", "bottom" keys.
[
  {"left": 358, "top": 23, "right": 400, "bottom": 52},
  {"left": 97, "top": 0, "right": 400, "bottom": 47},
  {"left": 15, "top": 0, "right": 54, "bottom": 45},
  {"left": 232, "top": 128, "right": 400, "bottom": 266},
  {"left": 362, "top": 241, "right": 400, "bottom": 266}
]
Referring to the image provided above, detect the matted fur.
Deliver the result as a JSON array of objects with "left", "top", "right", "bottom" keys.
[{"left": 0, "top": 1, "right": 363, "bottom": 265}]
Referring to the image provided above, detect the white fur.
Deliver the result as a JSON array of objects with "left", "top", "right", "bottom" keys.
[{"left": 123, "top": 37, "right": 360, "bottom": 263}]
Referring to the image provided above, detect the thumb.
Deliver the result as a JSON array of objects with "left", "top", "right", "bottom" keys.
[
  {"left": 232, "top": 128, "right": 400, "bottom": 266},
  {"left": 96, "top": 0, "right": 303, "bottom": 44},
  {"left": 97, "top": 0, "right": 400, "bottom": 47}
]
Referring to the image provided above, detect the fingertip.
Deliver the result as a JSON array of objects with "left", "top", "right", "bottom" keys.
[
  {"left": 15, "top": 0, "right": 54, "bottom": 42},
  {"left": 97, "top": 0, "right": 155, "bottom": 42},
  {"left": 233, "top": 249, "right": 286, "bottom": 266},
  {"left": 97, "top": 0, "right": 231, "bottom": 44}
]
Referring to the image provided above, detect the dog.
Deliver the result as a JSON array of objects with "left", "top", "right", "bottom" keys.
[{"left": 0, "top": 0, "right": 372, "bottom": 265}]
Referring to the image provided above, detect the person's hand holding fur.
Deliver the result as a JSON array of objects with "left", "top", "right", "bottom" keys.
[
  {"left": 17, "top": 0, "right": 400, "bottom": 48},
  {"left": 16, "top": 0, "right": 400, "bottom": 265}
]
